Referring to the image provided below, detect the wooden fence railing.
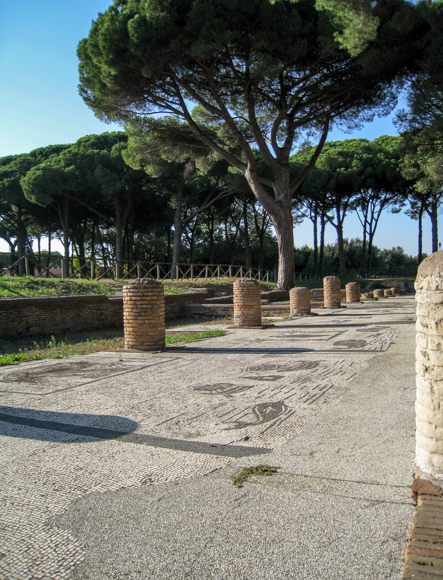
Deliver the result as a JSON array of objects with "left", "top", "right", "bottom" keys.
[{"left": 0, "top": 255, "right": 271, "bottom": 282}]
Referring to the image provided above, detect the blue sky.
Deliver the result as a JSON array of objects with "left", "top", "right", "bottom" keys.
[{"left": 0, "top": 0, "right": 438, "bottom": 257}]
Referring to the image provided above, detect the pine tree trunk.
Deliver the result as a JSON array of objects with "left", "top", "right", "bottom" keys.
[
  {"left": 271, "top": 206, "right": 295, "bottom": 291},
  {"left": 431, "top": 194, "right": 439, "bottom": 253},
  {"left": 16, "top": 206, "right": 26, "bottom": 276},
  {"left": 60, "top": 196, "right": 70, "bottom": 279},
  {"left": 313, "top": 211, "right": 318, "bottom": 278},
  {"left": 335, "top": 206, "right": 346, "bottom": 280},
  {"left": 320, "top": 216, "right": 326, "bottom": 277},
  {"left": 243, "top": 198, "right": 251, "bottom": 269},
  {"left": 171, "top": 188, "right": 183, "bottom": 278},
  {"left": 114, "top": 193, "right": 124, "bottom": 279},
  {"left": 418, "top": 207, "right": 424, "bottom": 264}
]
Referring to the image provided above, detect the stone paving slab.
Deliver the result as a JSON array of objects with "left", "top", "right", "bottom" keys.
[{"left": 0, "top": 296, "right": 417, "bottom": 579}]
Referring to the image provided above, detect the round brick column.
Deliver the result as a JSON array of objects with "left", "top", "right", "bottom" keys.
[
  {"left": 233, "top": 279, "right": 261, "bottom": 327},
  {"left": 346, "top": 282, "right": 360, "bottom": 303},
  {"left": 384, "top": 289, "right": 393, "bottom": 297},
  {"left": 415, "top": 252, "right": 443, "bottom": 488},
  {"left": 373, "top": 289, "right": 385, "bottom": 299},
  {"left": 123, "top": 280, "right": 165, "bottom": 351},
  {"left": 290, "top": 287, "right": 311, "bottom": 316},
  {"left": 361, "top": 292, "right": 375, "bottom": 300},
  {"left": 323, "top": 276, "right": 341, "bottom": 309}
]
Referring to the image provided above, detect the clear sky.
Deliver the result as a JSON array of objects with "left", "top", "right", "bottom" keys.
[{"left": 0, "top": 0, "right": 439, "bottom": 258}]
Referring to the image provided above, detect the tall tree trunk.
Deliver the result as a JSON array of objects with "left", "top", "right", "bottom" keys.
[
  {"left": 59, "top": 196, "right": 70, "bottom": 278},
  {"left": 90, "top": 222, "right": 96, "bottom": 261},
  {"left": 16, "top": 205, "right": 26, "bottom": 276},
  {"left": 114, "top": 193, "right": 124, "bottom": 279},
  {"left": 166, "top": 226, "right": 171, "bottom": 262},
  {"left": 243, "top": 198, "right": 252, "bottom": 269},
  {"left": 361, "top": 212, "right": 368, "bottom": 277},
  {"left": 335, "top": 206, "right": 346, "bottom": 280},
  {"left": 171, "top": 185, "right": 183, "bottom": 277},
  {"left": 208, "top": 212, "right": 215, "bottom": 265},
  {"left": 431, "top": 194, "right": 439, "bottom": 253},
  {"left": 418, "top": 205, "right": 424, "bottom": 263},
  {"left": 312, "top": 208, "right": 318, "bottom": 278},
  {"left": 271, "top": 206, "right": 295, "bottom": 291},
  {"left": 46, "top": 230, "right": 52, "bottom": 270},
  {"left": 320, "top": 215, "right": 326, "bottom": 277}
]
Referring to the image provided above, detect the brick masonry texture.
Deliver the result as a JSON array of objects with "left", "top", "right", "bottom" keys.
[
  {"left": 402, "top": 479, "right": 443, "bottom": 579},
  {"left": 233, "top": 279, "right": 262, "bottom": 327},
  {"left": 123, "top": 281, "right": 165, "bottom": 351},
  {"left": 374, "top": 289, "right": 385, "bottom": 299},
  {"left": 345, "top": 282, "right": 360, "bottom": 303},
  {"left": 323, "top": 276, "right": 341, "bottom": 309},
  {"left": 289, "top": 287, "right": 311, "bottom": 315},
  {"left": 0, "top": 291, "right": 211, "bottom": 340}
]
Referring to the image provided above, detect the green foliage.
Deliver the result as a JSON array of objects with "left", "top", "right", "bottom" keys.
[
  {"left": 295, "top": 239, "right": 419, "bottom": 277},
  {"left": 396, "top": 1, "right": 443, "bottom": 157},
  {"left": 78, "top": 0, "right": 427, "bottom": 289},
  {"left": 0, "top": 353, "right": 26, "bottom": 365},
  {"left": 165, "top": 330, "right": 225, "bottom": 345},
  {"left": 0, "top": 277, "right": 113, "bottom": 297},
  {"left": 0, "top": 328, "right": 225, "bottom": 366}
]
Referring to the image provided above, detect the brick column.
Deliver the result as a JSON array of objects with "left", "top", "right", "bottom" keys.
[
  {"left": 346, "top": 282, "right": 360, "bottom": 304},
  {"left": 290, "top": 287, "right": 311, "bottom": 316},
  {"left": 233, "top": 279, "right": 261, "bottom": 327},
  {"left": 415, "top": 252, "right": 443, "bottom": 489},
  {"left": 373, "top": 289, "right": 384, "bottom": 299},
  {"left": 323, "top": 276, "right": 341, "bottom": 309},
  {"left": 361, "top": 292, "right": 375, "bottom": 301},
  {"left": 123, "top": 280, "right": 165, "bottom": 351}
]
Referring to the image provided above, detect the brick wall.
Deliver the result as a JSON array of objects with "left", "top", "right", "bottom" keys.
[{"left": 0, "top": 291, "right": 211, "bottom": 339}]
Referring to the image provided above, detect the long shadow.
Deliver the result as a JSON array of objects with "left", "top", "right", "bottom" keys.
[
  {"left": 0, "top": 406, "right": 270, "bottom": 457},
  {"left": 0, "top": 406, "right": 138, "bottom": 442},
  {"left": 167, "top": 346, "right": 314, "bottom": 354},
  {"left": 279, "top": 320, "right": 412, "bottom": 329},
  {"left": 0, "top": 281, "right": 25, "bottom": 297}
]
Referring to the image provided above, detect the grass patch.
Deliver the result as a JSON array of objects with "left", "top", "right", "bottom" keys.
[
  {"left": 232, "top": 465, "right": 280, "bottom": 488},
  {"left": 0, "top": 328, "right": 225, "bottom": 366},
  {"left": 165, "top": 330, "right": 225, "bottom": 345},
  {"left": 0, "top": 277, "right": 113, "bottom": 297},
  {"left": 0, "top": 276, "right": 276, "bottom": 298}
]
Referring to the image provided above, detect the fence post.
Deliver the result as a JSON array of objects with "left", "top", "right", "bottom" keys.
[
  {"left": 190, "top": 265, "right": 194, "bottom": 280},
  {"left": 137, "top": 263, "right": 141, "bottom": 279},
  {"left": 90, "top": 259, "right": 95, "bottom": 280},
  {"left": 205, "top": 265, "right": 208, "bottom": 280},
  {"left": 228, "top": 266, "right": 232, "bottom": 278},
  {"left": 156, "top": 264, "right": 160, "bottom": 280},
  {"left": 266, "top": 271, "right": 269, "bottom": 283},
  {"left": 114, "top": 262, "right": 119, "bottom": 280},
  {"left": 25, "top": 256, "right": 30, "bottom": 277}
]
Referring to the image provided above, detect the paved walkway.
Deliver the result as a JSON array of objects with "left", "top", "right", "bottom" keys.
[{"left": 0, "top": 296, "right": 417, "bottom": 579}]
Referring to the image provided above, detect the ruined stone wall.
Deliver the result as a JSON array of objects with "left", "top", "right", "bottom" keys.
[{"left": 0, "top": 292, "right": 210, "bottom": 339}]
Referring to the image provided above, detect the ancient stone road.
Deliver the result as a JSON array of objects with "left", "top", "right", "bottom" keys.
[{"left": 0, "top": 297, "right": 416, "bottom": 579}]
